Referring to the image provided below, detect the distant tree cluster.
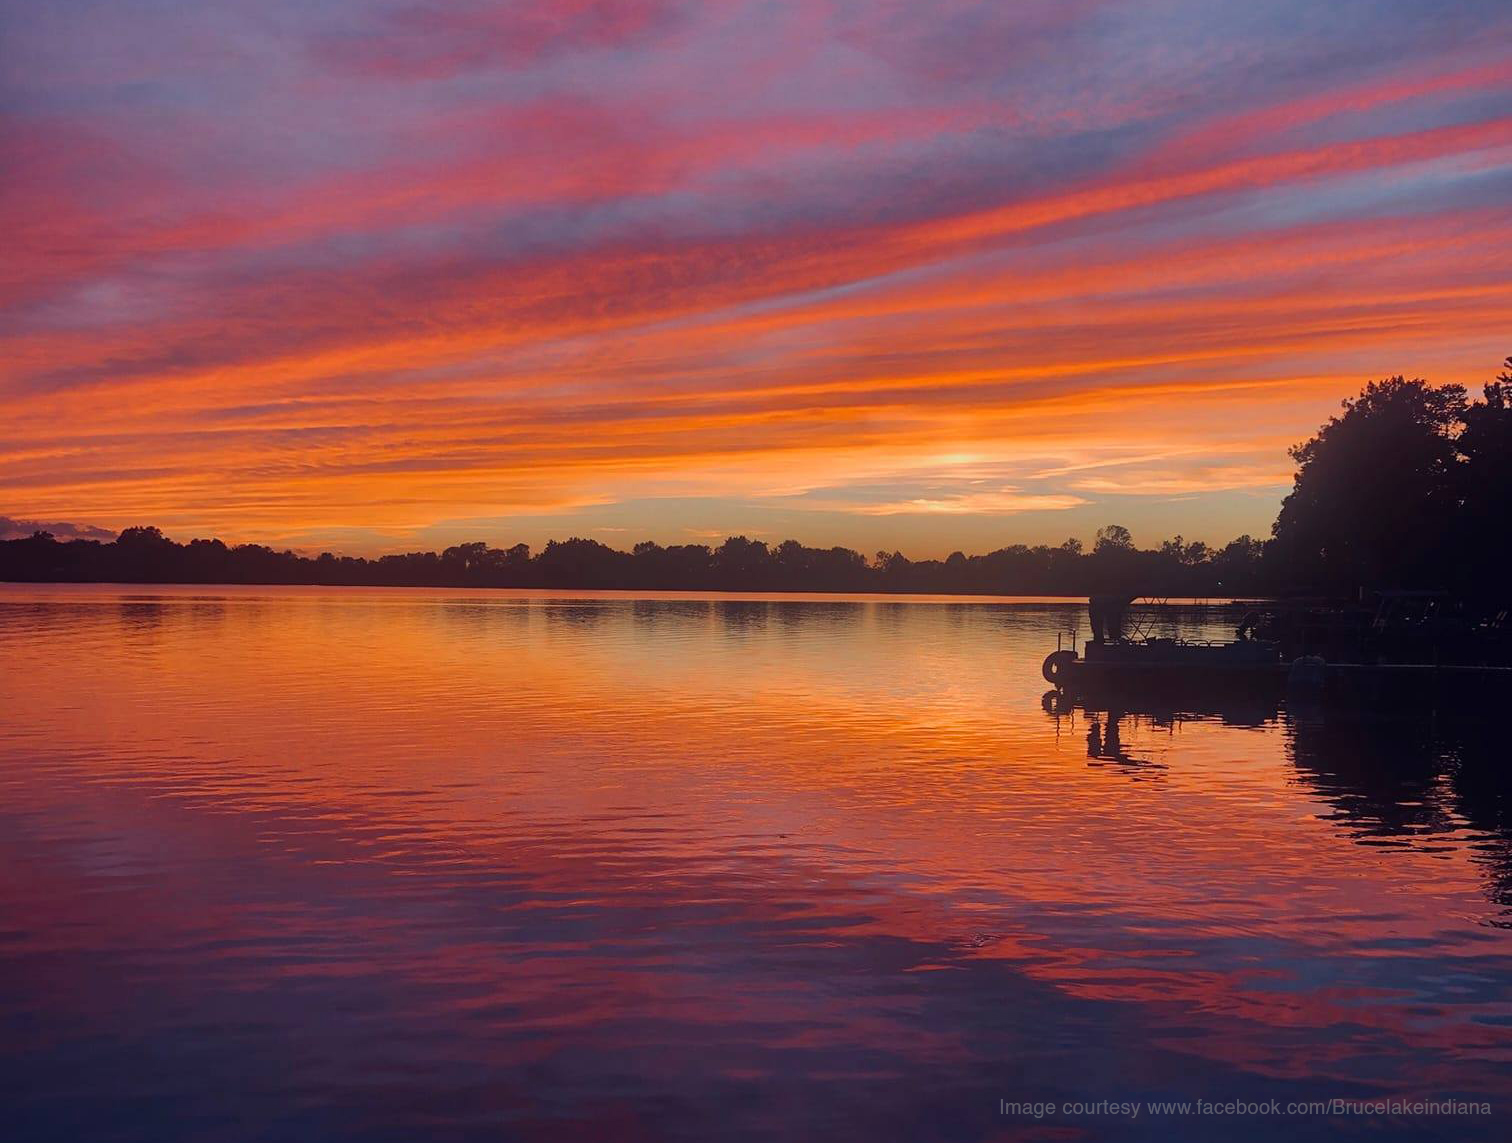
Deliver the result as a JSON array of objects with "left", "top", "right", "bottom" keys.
[
  {"left": 0, "top": 524, "right": 1270, "bottom": 597},
  {"left": 4, "top": 356, "right": 1506, "bottom": 600}
]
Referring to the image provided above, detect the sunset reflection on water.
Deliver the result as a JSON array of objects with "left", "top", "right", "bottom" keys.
[{"left": 2, "top": 586, "right": 1509, "bottom": 1142}]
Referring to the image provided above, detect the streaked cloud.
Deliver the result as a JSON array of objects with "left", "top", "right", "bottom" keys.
[
  {"left": 846, "top": 491, "right": 1089, "bottom": 517},
  {"left": 2, "top": 0, "right": 1508, "bottom": 553}
]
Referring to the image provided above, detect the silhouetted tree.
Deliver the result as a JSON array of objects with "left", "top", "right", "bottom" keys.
[
  {"left": 1271, "top": 376, "right": 1467, "bottom": 594},
  {"left": 1212, "top": 535, "right": 1265, "bottom": 594},
  {"left": 711, "top": 536, "right": 770, "bottom": 589},
  {"left": 1456, "top": 356, "right": 1512, "bottom": 604},
  {"left": 1094, "top": 524, "right": 1133, "bottom": 554}
]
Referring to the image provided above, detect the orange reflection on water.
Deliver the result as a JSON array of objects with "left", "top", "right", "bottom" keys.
[{"left": 2, "top": 586, "right": 1510, "bottom": 1139}]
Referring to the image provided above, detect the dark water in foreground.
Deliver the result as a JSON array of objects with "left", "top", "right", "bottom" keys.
[{"left": 2, "top": 585, "right": 1510, "bottom": 1142}]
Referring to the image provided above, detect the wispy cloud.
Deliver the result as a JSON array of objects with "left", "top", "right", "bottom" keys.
[
  {"left": 2, "top": 0, "right": 1507, "bottom": 551},
  {"left": 847, "top": 491, "right": 1089, "bottom": 516},
  {"left": 1070, "top": 464, "right": 1293, "bottom": 496}
]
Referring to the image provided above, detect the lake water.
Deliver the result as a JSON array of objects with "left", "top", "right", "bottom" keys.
[{"left": 2, "top": 585, "right": 1509, "bottom": 1142}]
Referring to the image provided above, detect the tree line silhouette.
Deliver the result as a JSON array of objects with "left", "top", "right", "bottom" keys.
[
  {"left": 0, "top": 524, "right": 1269, "bottom": 596},
  {"left": 4, "top": 357, "right": 1507, "bottom": 601}
]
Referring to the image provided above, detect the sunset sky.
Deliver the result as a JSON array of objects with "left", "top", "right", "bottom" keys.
[{"left": 4, "top": 0, "right": 1509, "bottom": 556}]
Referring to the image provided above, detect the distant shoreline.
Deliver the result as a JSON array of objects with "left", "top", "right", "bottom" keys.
[
  {"left": 0, "top": 527, "right": 1269, "bottom": 599},
  {"left": 0, "top": 581, "right": 1249, "bottom": 606}
]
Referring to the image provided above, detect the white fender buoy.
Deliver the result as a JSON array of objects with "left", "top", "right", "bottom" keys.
[{"left": 1042, "top": 649, "right": 1078, "bottom": 685}]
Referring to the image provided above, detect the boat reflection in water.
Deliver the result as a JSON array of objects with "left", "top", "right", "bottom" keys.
[
  {"left": 1043, "top": 683, "right": 1280, "bottom": 776},
  {"left": 1287, "top": 706, "right": 1512, "bottom": 917},
  {"left": 1043, "top": 684, "right": 1512, "bottom": 918}
]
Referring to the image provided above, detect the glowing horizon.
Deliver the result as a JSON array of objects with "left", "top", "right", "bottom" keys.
[{"left": 4, "top": 1, "right": 1509, "bottom": 557}]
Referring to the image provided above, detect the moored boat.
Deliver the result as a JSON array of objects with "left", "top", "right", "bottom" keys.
[{"left": 1042, "top": 636, "right": 1282, "bottom": 689}]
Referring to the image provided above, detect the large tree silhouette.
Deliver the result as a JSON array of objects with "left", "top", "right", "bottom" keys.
[
  {"left": 1456, "top": 357, "right": 1512, "bottom": 603},
  {"left": 1271, "top": 376, "right": 1467, "bottom": 593}
]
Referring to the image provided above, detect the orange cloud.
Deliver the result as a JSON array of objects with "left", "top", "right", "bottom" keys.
[{"left": 3, "top": 1, "right": 1509, "bottom": 552}]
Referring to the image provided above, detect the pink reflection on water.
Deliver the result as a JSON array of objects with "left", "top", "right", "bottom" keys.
[{"left": 2, "top": 586, "right": 1510, "bottom": 1139}]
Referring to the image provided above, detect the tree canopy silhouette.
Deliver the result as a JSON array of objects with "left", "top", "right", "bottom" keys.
[
  {"left": 1271, "top": 357, "right": 1511, "bottom": 600},
  {"left": 1456, "top": 356, "right": 1512, "bottom": 601},
  {"left": 1271, "top": 377, "right": 1466, "bottom": 592}
]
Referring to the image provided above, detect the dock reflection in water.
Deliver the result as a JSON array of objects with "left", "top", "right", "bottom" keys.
[{"left": 1, "top": 587, "right": 1509, "bottom": 1142}]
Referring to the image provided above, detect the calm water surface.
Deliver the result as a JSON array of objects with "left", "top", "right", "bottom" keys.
[{"left": 2, "top": 585, "right": 1510, "bottom": 1142}]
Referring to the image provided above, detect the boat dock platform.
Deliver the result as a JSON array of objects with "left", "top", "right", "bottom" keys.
[{"left": 1042, "top": 640, "right": 1512, "bottom": 704}]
